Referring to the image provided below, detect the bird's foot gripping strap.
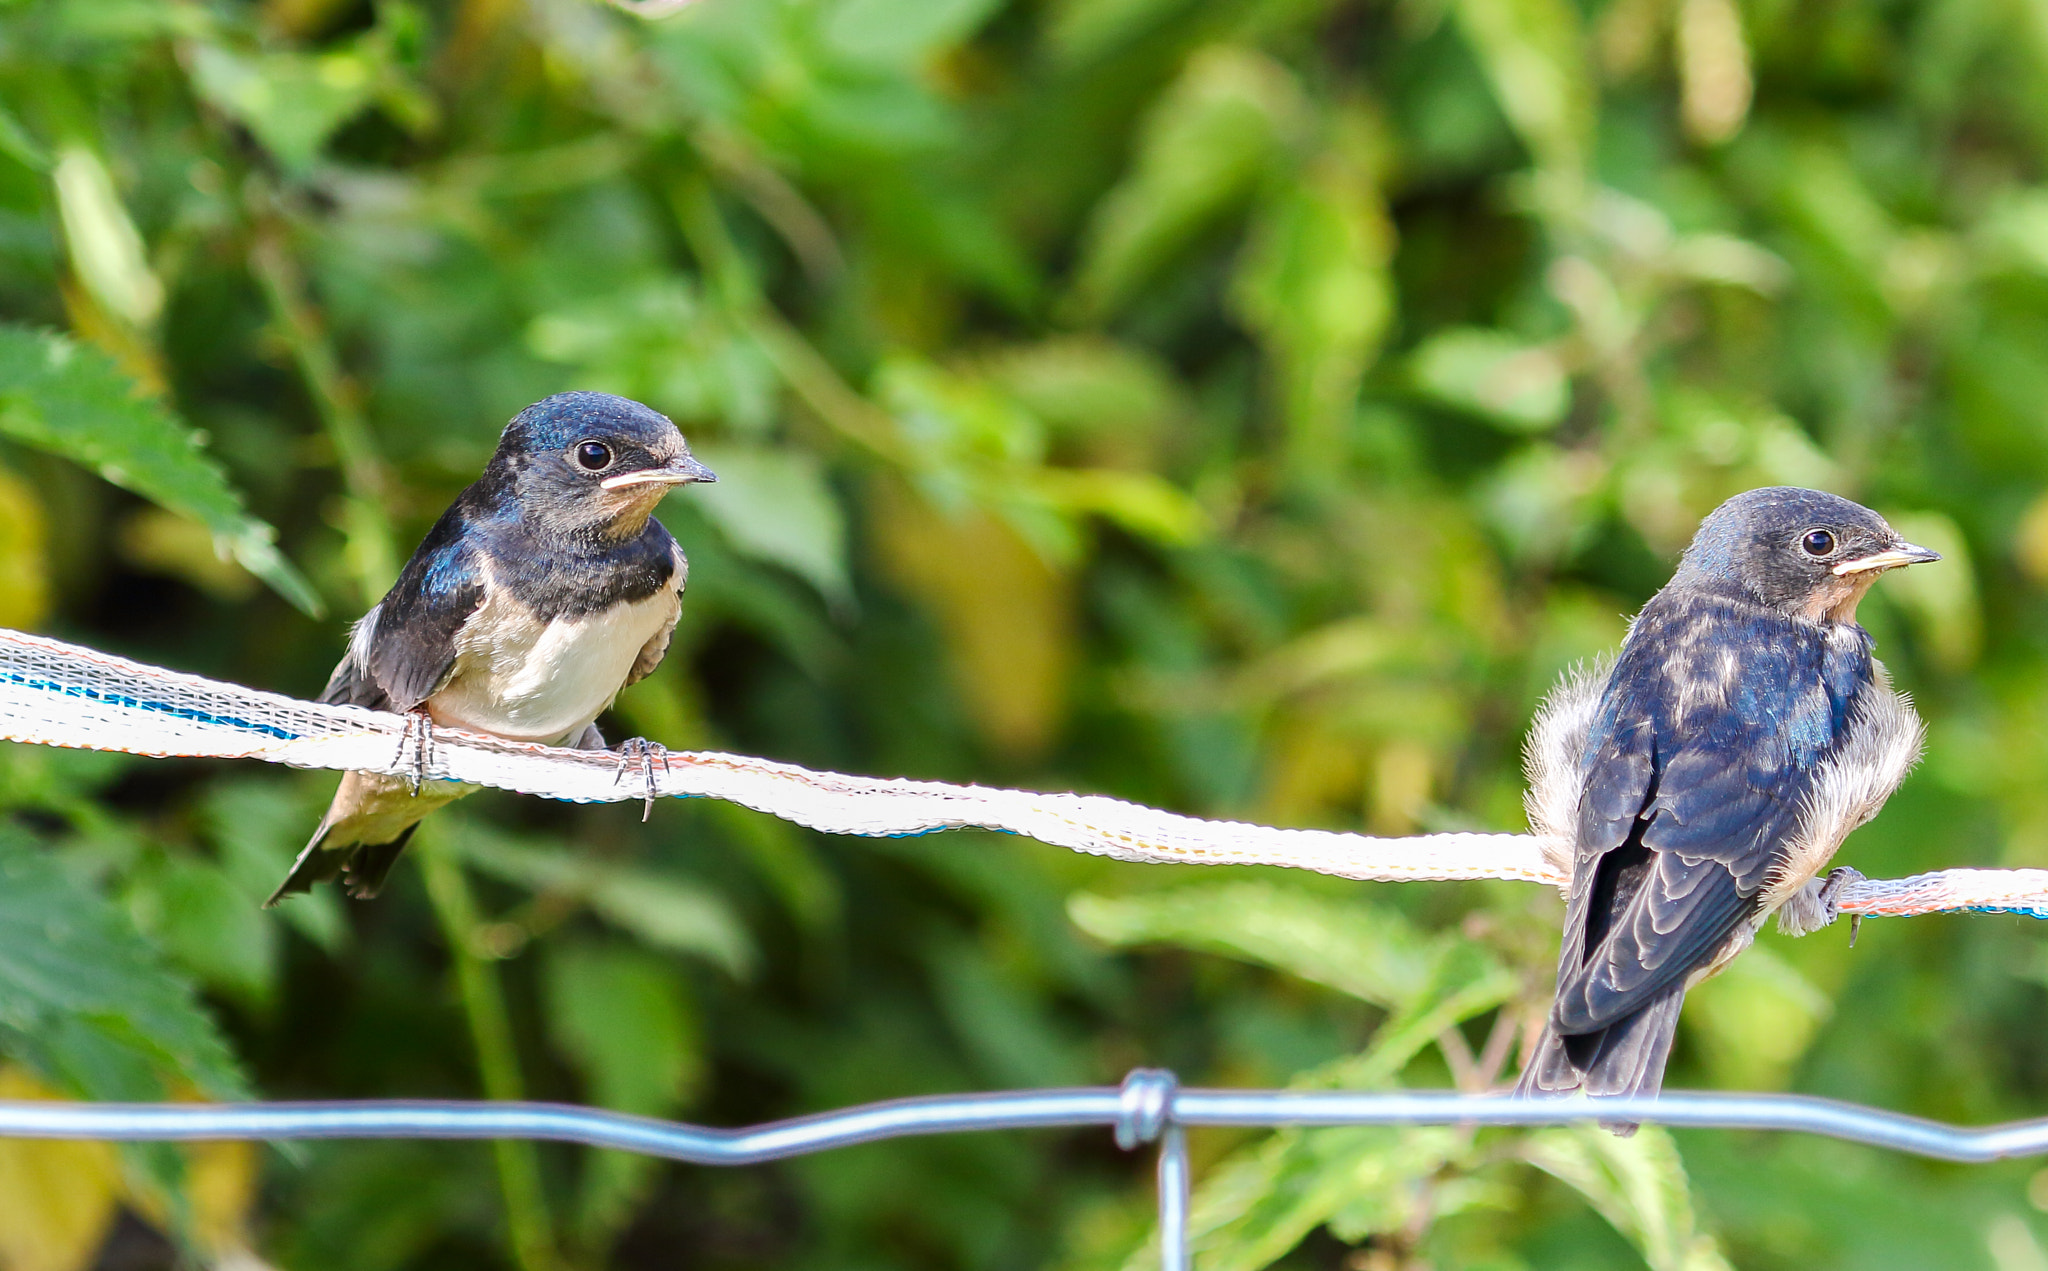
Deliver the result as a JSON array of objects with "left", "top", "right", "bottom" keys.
[
  {"left": 393, "top": 709, "right": 437, "bottom": 795},
  {"left": 1776, "top": 866, "right": 1868, "bottom": 941},
  {"left": 1821, "top": 865, "right": 1867, "bottom": 946},
  {"left": 612, "top": 737, "right": 672, "bottom": 822}
]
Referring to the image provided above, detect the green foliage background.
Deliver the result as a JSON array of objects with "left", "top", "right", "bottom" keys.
[{"left": 0, "top": 0, "right": 2041, "bottom": 1266}]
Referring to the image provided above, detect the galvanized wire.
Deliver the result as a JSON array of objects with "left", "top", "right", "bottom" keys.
[{"left": 5, "top": 1071, "right": 2048, "bottom": 1269}]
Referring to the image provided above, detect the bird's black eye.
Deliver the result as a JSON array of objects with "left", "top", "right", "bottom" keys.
[
  {"left": 574, "top": 441, "right": 612, "bottom": 471},
  {"left": 1801, "top": 529, "right": 1837, "bottom": 557}
]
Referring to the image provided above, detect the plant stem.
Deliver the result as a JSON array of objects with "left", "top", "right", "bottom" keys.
[
  {"left": 420, "top": 832, "right": 561, "bottom": 1271},
  {"left": 247, "top": 217, "right": 400, "bottom": 597}
]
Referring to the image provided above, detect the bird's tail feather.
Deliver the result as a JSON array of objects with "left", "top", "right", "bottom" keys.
[
  {"left": 266, "top": 819, "right": 418, "bottom": 906},
  {"left": 1515, "top": 986, "right": 1686, "bottom": 1136},
  {"left": 1514, "top": 1025, "right": 1582, "bottom": 1098},
  {"left": 266, "top": 821, "right": 348, "bottom": 907},
  {"left": 340, "top": 830, "right": 416, "bottom": 901}
]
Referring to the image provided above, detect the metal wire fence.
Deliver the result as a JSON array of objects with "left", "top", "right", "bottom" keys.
[{"left": 7, "top": 1071, "right": 2048, "bottom": 1270}]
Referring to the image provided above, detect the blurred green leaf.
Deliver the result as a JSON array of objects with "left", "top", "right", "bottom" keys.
[
  {"left": 689, "top": 443, "right": 852, "bottom": 605},
  {"left": 203, "top": 781, "right": 346, "bottom": 954},
  {"left": 0, "top": 101, "right": 47, "bottom": 173},
  {"left": 1044, "top": 0, "right": 1188, "bottom": 64},
  {"left": 702, "top": 800, "right": 843, "bottom": 934},
  {"left": 124, "top": 853, "right": 275, "bottom": 1007},
  {"left": 1521, "top": 1124, "right": 1734, "bottom": 1271},
  {"left": 0, "top": 748, "right": 128, "bottom": 826},
  {"left": 0, "top": 828, "right": 245, "bottom": 1104},
  {"left": 455, "top": 825, "right": 756, "bottom": 979},
  {"left": 1410, "top": 327, "right": 1570, "bottom": 433},
  {"left": 0, "top": 463, "right": 46, "bottom": 630},
  {"left": 1069, "top": 882, "right": 1440, "bottom": 1007},
  {"left": 1452, "top": 0, "right": 1594, "bottom": 175},
  {"left": 527, "top": 280, "right": 781, "bottom": 436},
  {"left": 0, "top": 327, "right": 317, "bottom": 615},
  {"left": 51, "top": 146, "right": 161, "bottom": 330},
  {"left": 1073, "top": 45, "right": 1304, "bottom": 318},
  {"left": 1973, "top": 188, "right": 2048, "bottom": 277},
  {"left": 543, "top": 939, "right": 701, "bottom": 1253},
  {"left": 1329, "top": 937, "right": 1518, "bottom": 1082},
  {"left": 1683, "top": 942, "right": 1830, "bottom": 1092},
  {"left": 1231, "top": 157, "right": 1395, "bottom": 464},
  {"left": 1122, "top": 920, "right": 1514, "bottom": 1271},
  {"left": 880, "top": 355, "right": 1048, "bottom": 480},
  {"left": 822, "top": 0, "right": 1005, "bottom": 65},
  {"left": 1166, "top": 1124, "right": 1466, "bottom": 1271},
  {"left": 187, "top": 43, "right": 379, "bottom": 173},
  {"left": 1034, "top": 467, "right": 1209, "bottom": 546},
  {"left": 927, "top": 931, "right": 1088, "bottom": 1087},
  {"left": 981, "top": 337, "right": 1179, "bottom": 464}
]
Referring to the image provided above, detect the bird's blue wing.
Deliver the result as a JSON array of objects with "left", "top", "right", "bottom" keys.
[
  {"left": 1550, "top": 600, "right": 1863, "bottom": 1035},
  {"left": 326, "top": 506, "right": 487, "bottom": 713}
]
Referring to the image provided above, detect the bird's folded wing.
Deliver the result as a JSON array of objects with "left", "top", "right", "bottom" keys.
[
  {"left": 319, "top": 604, "right": 388, "bottom": 709},
  {"left": 359, "top": 531, "right": 486, "bottom": 711},
  {"left": 1553, "top": 641, "right": 1832, "bottom": 1033},
  {"left": 1551, "top": 849, "right": 1747, "bottom": 1033}
]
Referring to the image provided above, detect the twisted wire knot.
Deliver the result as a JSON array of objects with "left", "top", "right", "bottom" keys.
[{"left": 1115, "top": 1067, "right": 1179, "bottom": 1150}]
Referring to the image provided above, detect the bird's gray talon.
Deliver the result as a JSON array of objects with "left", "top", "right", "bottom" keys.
[
  {"left": 390, "top": 726, "right": 410, "bottom": 791},
  {"left": 393, "top": 710, "right": 434, "bottom": 796},
  {"left": 613, "top": 738, "right": 670, "bottom": 821},
  {"left": 1818, "top": 865, "right": 1866, "bottom": 924}
]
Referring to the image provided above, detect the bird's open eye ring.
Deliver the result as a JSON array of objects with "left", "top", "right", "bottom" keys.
[
  {"left": 1801, "top": 528, "right": 1837, "bottom": 557},
  {"left": 574, "top": 441, "right": 612, "bottom": 471}
]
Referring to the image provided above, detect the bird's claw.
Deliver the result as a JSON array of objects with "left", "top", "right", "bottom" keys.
[
  {"left": 1818, "top": 865, "right": 1867, "bottom": 947},
  {"left": 392, "top": 710, "right": 436, "bottom": 796},
  {"left": 612, "top": 738, "right": 671, "bottom": 821}
]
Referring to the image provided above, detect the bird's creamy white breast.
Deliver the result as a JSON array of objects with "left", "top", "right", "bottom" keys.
[{"left": 428, "top": 562, "right": 680, "bottom": 744}]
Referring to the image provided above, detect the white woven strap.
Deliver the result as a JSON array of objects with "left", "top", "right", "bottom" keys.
[{"left": 0, "top": 628, "right": 2036, "bottom": 919}]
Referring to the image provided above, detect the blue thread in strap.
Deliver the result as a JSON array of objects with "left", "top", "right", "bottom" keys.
[{"left": 0, "top": 670, "right": 300, "bottom": 742}]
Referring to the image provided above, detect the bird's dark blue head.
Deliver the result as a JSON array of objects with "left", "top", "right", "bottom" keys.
[
  {"left": 1671, "top": 486, "right": 1939, "bottom": 622},
  {"left": 488, "top": 392, "right": 715, "bottom": 538}
]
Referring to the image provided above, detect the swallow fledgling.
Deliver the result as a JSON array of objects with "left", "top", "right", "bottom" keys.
[
  {"left": 266, "top": 391, "right": 716, "bottom": 905},
  {"left": 1515, "top": 487, "right": 1939, "bottom": 1123}
]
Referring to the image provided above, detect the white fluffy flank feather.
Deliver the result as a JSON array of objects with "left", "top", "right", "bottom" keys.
[
  {"left": 1522, "top": 657, "right": 1612, "bottom": 889},
  {"left": 1761, "top": 660, "right": 1925, "bottom": 922}
]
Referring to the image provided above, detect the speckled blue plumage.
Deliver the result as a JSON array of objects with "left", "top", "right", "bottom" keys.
[
  {"left": 1553, "top": 588, "right": 1874, "bottom": 1035},
  {"left": 1519, "top": 487, "right": 1934, "bottom": 1110}
]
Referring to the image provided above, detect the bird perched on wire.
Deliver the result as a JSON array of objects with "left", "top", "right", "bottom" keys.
[
  {"left": 1516, "top": 487, "right": 1939, "bottom": 1123},
  {"left": 266, "top": 391, "right": 716, "bottom": 905}
]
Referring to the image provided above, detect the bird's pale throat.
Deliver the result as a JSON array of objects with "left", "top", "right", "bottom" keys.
[
  {"left": 592, "top": 485, "right": 674, "bottom": 538},
  {"left": 1800, "top": 569, "right": 1883, "bottom": 623}
]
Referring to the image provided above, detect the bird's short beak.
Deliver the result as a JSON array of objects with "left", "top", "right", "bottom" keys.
[
  {"left": 1832, "top": 542, "right": 1942, "bottom": 575},
  {"left": 600, "top": 454, "right": 718, "bottom": 490}
]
